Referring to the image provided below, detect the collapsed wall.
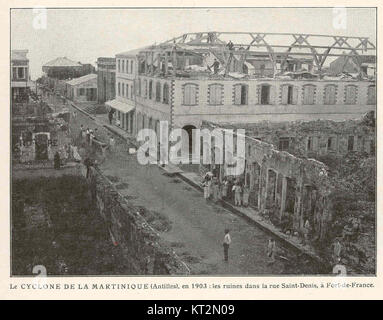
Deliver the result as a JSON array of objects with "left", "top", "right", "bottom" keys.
[{"left": 87, "top": 166, "right": 190, "bottom": 275}]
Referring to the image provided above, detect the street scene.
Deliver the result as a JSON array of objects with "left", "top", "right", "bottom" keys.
[{"left": 11, "top": 8, "right": 376, "bottom": 276}]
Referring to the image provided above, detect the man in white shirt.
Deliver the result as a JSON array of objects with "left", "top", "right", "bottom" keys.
[{"left": 223, "top": 229, "right": 231, "bottom": 262}]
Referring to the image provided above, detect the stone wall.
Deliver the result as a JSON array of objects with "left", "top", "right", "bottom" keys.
[
  {"left": 201, "top": 121, "right": 335, "bottom": 241},
  {"left": 87, "top": 167, "right": 189, "bottom": 275}
]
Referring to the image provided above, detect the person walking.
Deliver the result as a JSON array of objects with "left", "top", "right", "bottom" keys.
[
  {"left": 223, "top": 229, "right": 231, "bottom": 262},
  {"left": 221, "top": 178, "right": 228, "bottom": 200}
]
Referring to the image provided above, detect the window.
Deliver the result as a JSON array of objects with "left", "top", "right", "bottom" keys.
[
  {"left": 163, "top": 83, "right": 169, "bottom": 104},
  {"left": 149, "top": 80, "right": 153, "bottom": 99},
  {"left": 131, "top": 61, "right": 134, "bottom": 74},
  {"left": 156, "top": 82, "right": 161, "bottom": 102},
  {"left": 126, "top": 59, "right": 129, "bottom": 73},
  {"left": 138, "top": 79, "right": 141, "bottom": 96},
  {"left": 12, "top": 67, "right": 17, "bottom": 80},
  {"left": 17, "top": 67, "right": 25, "bottom": 79},
  {"left": 118, "top": 82, "right": 121, "bottom": 96},
  {"left": 126, "top": 84, "right": 129, "bottom": 98},
  {"left": 303, "top": 85, "right": 315, "bottom": 105},
  {"left": 345, "top": 85, "right": 357, "bottom": 105},
  {"left": 183, "top": 84, "right": 198, "bottom": 105},
  {"left": 209, "top": 84, "right": 223, "bottom": 105},
  {"left": 122, "top": 82, "right": 125, "bottom": 96},
  {"left": 122, "top": 60, "right": 125, "bottom": 73},
  {"left": 367, "top": 85, "right": 376, "bottom": 105},
  {"left": 131, "top": 85, "right": 133, "bottom": 99},
  {"left": 327, "top": 137, "right": 336, "bottom": 151},
  {"left": 279, "top": 137, "right": 290, "bottom": 151},
  {"left": 234, "top": 84, "right": 248, "bottom": 105},
  {"left": 307, "top": 137, "right": 313, "bottom": 151},
  {"left": 281, "top": 85, "right": 295, "bottom": 105},
  {"left": 117, "top": 59, "right": 120, "bottom": 72},
  {"left": 78, "top": 88, "right": 85, "bottom": 95},
  {"left": 143, "top": 80, "right": 147, "bottom": 98},
  {"left": 348, "top": 136, "right": 355, "bottom": 151},
  {"left": 324, "top": 85, "right": 336, "bottom": 105},
  {"left": 260, "top": 84, "right": 270, "bottom": 104}
]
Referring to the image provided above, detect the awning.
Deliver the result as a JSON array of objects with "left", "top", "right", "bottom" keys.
[
  {"left": 105, "top": 99, "right": 135, "bottom": 114},
  {"left": 11, "top": 81, "right": 34, "bottom": 88}
]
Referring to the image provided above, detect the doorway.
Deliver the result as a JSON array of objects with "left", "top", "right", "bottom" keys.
[
  {"left": 261, "top": 85, "right": 270, "bottom": 104},
  {"left": 35, "top": 134, "right": 49, "bottom": 160}
]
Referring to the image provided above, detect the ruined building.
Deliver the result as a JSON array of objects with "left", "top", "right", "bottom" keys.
[{"left": 107, "top": 32, "right": 376, "bottom": 157}]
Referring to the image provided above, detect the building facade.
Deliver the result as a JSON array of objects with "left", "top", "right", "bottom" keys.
[
  {"left": 11, "top": 50, "right": 31, "bottom": 103},
  {"left": 66, "top": 74, "right": 98, "bottom": 103},
  {"left": 96, "top": 57, "right": 116, "bottom": 103},
  {"left": 105, "top": 49, "right": 142, "bottom": 134}
]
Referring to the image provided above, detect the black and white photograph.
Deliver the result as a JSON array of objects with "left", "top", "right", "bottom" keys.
[{"left": 10, "top": 6, "right": 376, "bottom": 278}]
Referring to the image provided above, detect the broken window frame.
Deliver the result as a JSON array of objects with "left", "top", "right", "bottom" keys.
[
  {"left": 344, "top": 85, "right": 357, "bottom": 105},
  {"left": 278, "top": 137, "right": 290, "bottom": 151},
  {"left": 323, "top": 84, "right": 337, "bottom": 105},
  {"left": 183, "top": 83, "right": 198, "bottom": 106},
  {"left": 233, "top": 84, "right": 248, "bottom": 105},
  {"left": 367, "top": 85, "right": 376, "bottom": 105},
  {"left": 208, "top": 83, "right": 224, "bottom": 106},
  {"left": 155, "top": 82, "right": 161, "bottom": 102},
  {"left": 303, "top": 84, "right": 316, "bottom": 105}
]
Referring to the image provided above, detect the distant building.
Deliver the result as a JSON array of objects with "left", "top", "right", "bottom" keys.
[
  {"left": 105, "top": 48, "right": 143, "bottom": 133},
  {"left": 96, "top": 57, "right": 116, "bottom": 103},
  {"left": 42, "top": 57, "right": 83, "bottom": 80},
  {"left": 65, "top": 74, "right": 98, "bottom": 103},
  {"left": 329, "top": 54, "right": 376, "bottom": 77},
  {"left": 11, "top": 50, "right": 32, "bottom": 103}
]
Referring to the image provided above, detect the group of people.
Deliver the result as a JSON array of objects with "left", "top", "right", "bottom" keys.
[
  {"left": 202, "top": 173, "right": 250, "bottom": 207},
  {"left": 222, "top": 228, "right": 277, "bottom": 265}
]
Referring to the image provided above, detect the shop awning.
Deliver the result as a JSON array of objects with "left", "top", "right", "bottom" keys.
[{"left": 105, "top": 99, "right": 135, "bottom": 114}]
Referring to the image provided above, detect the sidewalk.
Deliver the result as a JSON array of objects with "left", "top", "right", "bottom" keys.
[{"left": 68, "top": 96, "right": 323, "bottom": 265}]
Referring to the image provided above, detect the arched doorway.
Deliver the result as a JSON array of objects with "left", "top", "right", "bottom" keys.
[{"left": 182, "top": 125, "right": 196, "bottom": 160}]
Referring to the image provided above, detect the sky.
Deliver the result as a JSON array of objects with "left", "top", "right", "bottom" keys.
[{"left": 11, "top": 7, "right": 376, "bottom": 79}]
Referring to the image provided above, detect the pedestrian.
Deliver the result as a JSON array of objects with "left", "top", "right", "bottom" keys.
[
  {"left": 108, "top": 110, "right": 114, "bottom": 125},
  {"left": 72, "top": 110, "right": 77, "bottom": 119},
  {"left": 221, "top": 178, "right": 228, "bottom": 199},
  {"left": 79, "top": 124, "right": 84, "bottom": 139},
  {"left": 84, "top": 157, "right": 92, "bottom": 178},
  {"left": 54, "top": 152, "right": 61, "bottom": 170},
  {"left": 333, "top": 238, "right": 342, "bottom": 262},
  {"left": 89, "top": 130, "right": 94, "bottom": 146},
  {"left": 242, "top": 185, "right": 250, "bottom": 207},
  {"left": 267, "top": 238, "right": 276, "bottom": 263},
  {"left": 109, "top": 136, "right": 115, "bottom": 152},
  {"left": 232, "top": 182, "right": 242, "bottom": 206},
  {"left": 212, "top": 177, "right": 219, "bottom": 203},
  {"left": 223, "top": 229, "right": 231, "bottom": 262},
  {"left": 86, "top": 128, "right": 90, "bottom": 144},
  {"left": 203, "top": 178, "right": 210, "bottom": 200}
]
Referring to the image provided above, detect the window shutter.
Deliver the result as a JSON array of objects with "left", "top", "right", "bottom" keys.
[
  {"left": 292, "top": 86, "right": 299, "bottom": 104},
  {"left": 190, "top": 85, "right": 196, "bottom": 105},
  {"left": 269, "top": 85, "right": 276, "bottom": 105},
  {"left": 281, "top": 85, "right": 289, "bottom": 104},
  {"left": 313, "top": 136, "right": 319, "bottom": 151},
  {"left": 234, "top": 85, "right": 242, "bottom": 105}
]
